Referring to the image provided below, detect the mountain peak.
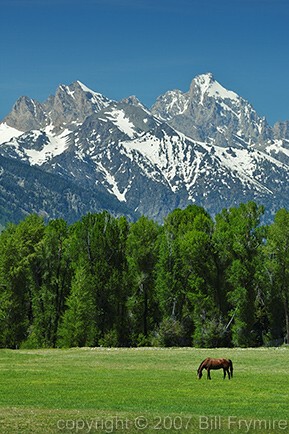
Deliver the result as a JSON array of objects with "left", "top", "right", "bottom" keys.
[
  {"left": 120, "top": 95, "right": 149, "bottom": 112},
  {"left": 57, "top": 81, "right": 93, "bottom": 95},
  {"left": 191, "top": 72, "right": 239, "bottom": 102},
  {"left": 56, "top": 80, "right": 108, "bottom": 102},
  {"left": 74, "top": 80, "right": 98, "bottom": 95},
  {"left": 121, "top": 95, "right": 141, "bottom": 106},
  {"left": 3, "top": 95, "right": 47, "bottom": 131},
  {"left": 194, "top": 72, "right": 215, "bottom": 85}
]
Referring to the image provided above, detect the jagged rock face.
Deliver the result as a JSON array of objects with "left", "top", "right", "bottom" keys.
[
  {"left": 150, "top": 89, "right": 189, "bottom": 121},
  {"left": 0, "top": 73, "right": 289, "bottom": 225},
  {"left": 3, "top": 96, "right": 48, "bottom": 131},
  {"left": 151, "top": 73, "right": 273, "bottom": 147},
  {"left": 43, "top": 81, "right": 110, "bottom": 132},
  {"left": 273, "top": 120, "right": 289, "bottom": 140},
  {"left": 3, "top": 81, "right": 110, "bottom": 135}
]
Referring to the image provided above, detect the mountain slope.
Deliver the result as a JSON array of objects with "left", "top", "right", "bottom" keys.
[{"left": 0, "top": 154, "right": 135, "bottom": 227}]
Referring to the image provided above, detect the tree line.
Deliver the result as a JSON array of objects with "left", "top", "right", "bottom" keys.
[{"left": 0, "top": 202, "right": 288, "bottom": 349}]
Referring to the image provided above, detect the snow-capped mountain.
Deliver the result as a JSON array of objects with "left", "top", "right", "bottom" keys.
[
  {"left": 0, "top": 73, "right": 289, "bottom": 225},
  {"left": 151, "top": 72, "right": 272, "bottom": 147}
]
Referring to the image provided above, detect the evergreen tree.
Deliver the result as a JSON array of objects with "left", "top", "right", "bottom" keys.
[
  {"left": 0, "top": 215, "right": 45, "bottom": 348},
  {"left": 58, "top": 265, "right": 96, "bottom": 347}
]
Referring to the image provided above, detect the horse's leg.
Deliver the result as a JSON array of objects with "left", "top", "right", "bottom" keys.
[
  {"left": 227, "top": 368, "right": 231, "bottom": 379},
  {"left": 223, "top": 368, "right": 226, "bottom": 379},
  {"left": 207, "top": 369, "right": 211, "bottom": 380}
]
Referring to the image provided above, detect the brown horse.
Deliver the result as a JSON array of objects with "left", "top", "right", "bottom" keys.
[{"left": 197, "top": 357, "right": 233, "bottom": 380}]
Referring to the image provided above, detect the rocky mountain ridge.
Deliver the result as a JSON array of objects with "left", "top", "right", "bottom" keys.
[{"left": 0, "top": 73, "right": 289, "bottom": 225}]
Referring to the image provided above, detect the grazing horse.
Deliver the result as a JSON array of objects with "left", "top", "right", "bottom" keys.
[{"left": 197, "top": 357, "right": 233, "bottom": 380}]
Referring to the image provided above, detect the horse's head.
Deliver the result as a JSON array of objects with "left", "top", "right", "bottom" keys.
[{"left": 197, "top": 368, "right": 202, "bottom": 379}]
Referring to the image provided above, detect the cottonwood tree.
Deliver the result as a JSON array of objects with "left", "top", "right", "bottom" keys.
[
  {"left": 264, "top": 208, "right": 289, "bottom": 344},
  {"left": 213, "top": 202, "right": 265, "bottom": 347},
  {"left": 126, "top": 216, "right": 160, "bottom": 344},
  {"left": 28, "top": 218, "right": 71, "bottom": 347},
  {"left": 156, "top": 205, "right": 220, "bottom": 346},
  {"left": 58, "top": 212, "right": 130, "bottom": 347}
]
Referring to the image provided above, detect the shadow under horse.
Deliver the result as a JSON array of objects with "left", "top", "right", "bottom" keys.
[{"left": 197, "top": 357, "right": 233, "bottom": 380}]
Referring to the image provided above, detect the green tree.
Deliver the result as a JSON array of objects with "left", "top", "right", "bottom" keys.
[
  {"left": 156, "top": 205, "right": 221, "bottom": 346},
  {"left": 264, "top": 209, "right": 289, "bottom": 343},
  {"left": 213, "top": 202, "right": 265, "bottom": 347},
  {"left": 126, "top": 216, "right": 160, "bottom": 344},
  {"left": 58, "top": 212, "right": 130, "bottom": 347},
  {"left": 58, "top": 265, "right": 96, "bottom": 347},
  {"left": 179, "top": 224, "right": 220, "bottom": 347},
  {"left": 0, "top": 215, "right": 45, "bottom": 348},
  {"left": 27, "top": 218, "right": 71, "bottom": 347}
]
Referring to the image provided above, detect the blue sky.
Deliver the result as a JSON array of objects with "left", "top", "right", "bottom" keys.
[{"left": 1, "top": 0, "right": 289, "bottom": 125}]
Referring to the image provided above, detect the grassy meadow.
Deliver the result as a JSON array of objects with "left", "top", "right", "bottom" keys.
[{"left": 0, "top": 347, "right": 288, "bottom": 433}]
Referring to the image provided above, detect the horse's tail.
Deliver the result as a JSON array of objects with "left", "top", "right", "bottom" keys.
[{"left": 228, "top": 359, "right": 233, "bottom": 378}]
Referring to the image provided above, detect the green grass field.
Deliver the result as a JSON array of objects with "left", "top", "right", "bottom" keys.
[{"left": 0, "top": 347, "right": 288, "bottom": 433}]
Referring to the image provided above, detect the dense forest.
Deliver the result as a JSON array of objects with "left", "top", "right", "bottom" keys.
[{"left": 0, "top": 202, "right": 288, "bottom": 349}]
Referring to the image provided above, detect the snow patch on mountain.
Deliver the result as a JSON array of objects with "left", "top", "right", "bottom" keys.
[
  {"left": 0, "top": 123, "right": 23, "bottom": 144},
  {"left": 27, "top": 128, "right": 70, "bottom": 165},
  {"left": 122, "top": 127, "right": 213, "bottom": 195},
  {"left": 214, "top": 145, "right": 277, "bottom": 194},
  {"left": 265, "top": 140, "right": 289, "bottom": 158},
  {"left": 105, "top": 108, "right": 137, "bottom": 138},
  {"left": 76, "top": 80, "right": 98, "bottom": 94},
  {"left": 97, "top": 162, "right": 127, "bottom": 202}
]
